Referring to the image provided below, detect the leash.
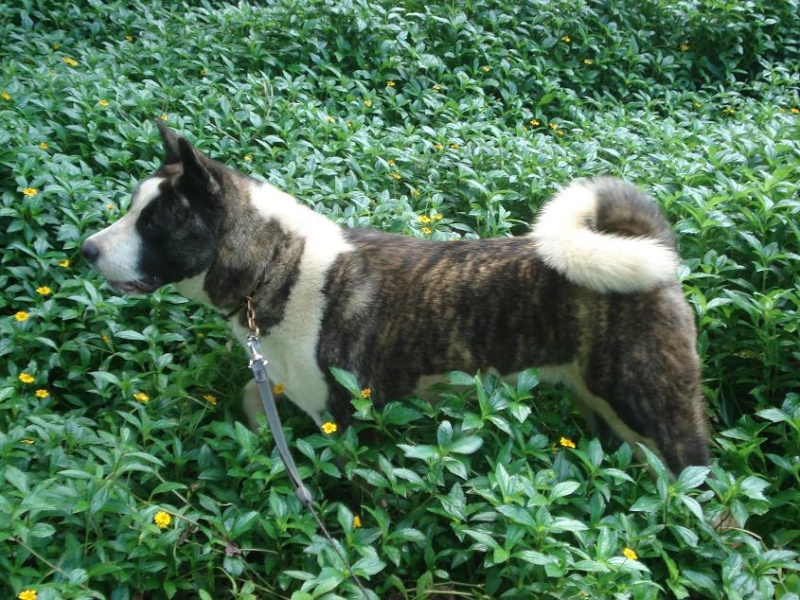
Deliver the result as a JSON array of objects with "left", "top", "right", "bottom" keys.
[{"left": 242, "top": 297, "right": 371, "bottom": 598}]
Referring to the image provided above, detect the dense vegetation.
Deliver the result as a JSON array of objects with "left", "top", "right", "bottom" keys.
[{"left": 1, "top": 0, "right": 798, "bottom": 598}]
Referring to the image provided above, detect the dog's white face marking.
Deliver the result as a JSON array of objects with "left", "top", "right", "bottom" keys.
[
  {"left": 227, "top": 179, "right": 355, "bottom": 422},
  {"left": 83, "top": 177, "right": 164, "bottom": 282}
]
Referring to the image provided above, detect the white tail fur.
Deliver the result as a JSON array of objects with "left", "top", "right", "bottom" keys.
[{"left": 530, "top": 181, "right": 678, "bottom": 293}]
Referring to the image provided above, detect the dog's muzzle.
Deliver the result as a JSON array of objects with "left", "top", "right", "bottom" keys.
[{"left": 81, "top": 239, "right": 163, "bottom": 294}]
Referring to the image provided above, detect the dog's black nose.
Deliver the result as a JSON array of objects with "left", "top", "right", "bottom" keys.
[{"left": 81, "top": 240, "right": 100, "bottom": 263}]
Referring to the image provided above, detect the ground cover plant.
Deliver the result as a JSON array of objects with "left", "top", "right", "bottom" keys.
[{"left": 1, "top": 0, "right": 799, "bottom": 598}]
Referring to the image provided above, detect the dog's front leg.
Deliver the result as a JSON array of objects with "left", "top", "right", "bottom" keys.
[{"left": 241, "top": 378, "right": 267, "bottom": 432}]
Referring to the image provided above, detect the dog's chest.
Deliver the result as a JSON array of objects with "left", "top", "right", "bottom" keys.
[{"left": 230, "top": 319, "right": 329, "bottom": 423}]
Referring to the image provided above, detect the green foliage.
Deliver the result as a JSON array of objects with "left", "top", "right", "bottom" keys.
[{"left": 1, "top": 0, "right": 799, "bottom": 598}]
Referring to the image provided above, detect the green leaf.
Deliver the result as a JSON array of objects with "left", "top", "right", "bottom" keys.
[
  {"left": 447, "top": 371, "right": 476, "bottom": 386},
  {"left": 436, "top": 420, "right": 453, "bottom": 447},
  {"left": 756, "top": 408, "right": 789, "bottom": 423},
  {"left": 515, "top": 550, "right": 555, "bottom": 566},
  {"left": 30, "top": 523, "right": 56, "bottom": 539},
  {"left": 630, "top": 495, "right": 663, "bottom": 513},
  {"left": 676, "top": 466, "right": 710, "bottom": 491},
  {"left": 353, "top": 555, "right": 387, "bottom": 576},
  {"left": 115, "top": 329, "right": 148, "bottom": 341},
  {"left": 463, "top": 528, "right": 499, "bottom": 550},
  {"left": 497, "top": 504, "right": 536, "bottom": 527},
  {"left": 448, "top": 435, "right": 483, "bottom": 455},
  {"left": 381, "top": 402, "right": 422, "bottom": 426},
  {"left": 4, "top": 466, "right": 28, "bottom": 494},
  {"left": 329, "top": 367, "right": 361, "bottom": 397},
  {"left": 398, "top": 444, "right": 439, "bottom": 461},
  {"left": 550, "top": 481, "right": 581, "bottom": 501}
]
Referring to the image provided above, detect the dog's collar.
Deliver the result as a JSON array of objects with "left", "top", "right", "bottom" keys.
[
  {"left": 223, "top": 302, "right": 246, "bottom": 320},
  {"left": 223, "top": 276, "right": 269, "bottom": 321}
]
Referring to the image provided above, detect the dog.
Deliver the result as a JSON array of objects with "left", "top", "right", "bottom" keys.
[{"left": 82, "top": 122, "right": 709, "bottom": 474}]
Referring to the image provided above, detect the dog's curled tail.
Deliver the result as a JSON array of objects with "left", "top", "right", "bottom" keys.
[{"left": 531, "top": 178, "right": 678, "bottom": 294}]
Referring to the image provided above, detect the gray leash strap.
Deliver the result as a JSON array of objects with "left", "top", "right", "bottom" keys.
[
  {"left": 242, "top": 304, "right": 370, "bottom": 598},
  {"left": 246, "top": 333, "right": 314, "bottom": 506}
]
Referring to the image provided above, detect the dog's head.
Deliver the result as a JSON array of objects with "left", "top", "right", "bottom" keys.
[{"left": 82, "top": 122, "right": 223, "bottom": 294}]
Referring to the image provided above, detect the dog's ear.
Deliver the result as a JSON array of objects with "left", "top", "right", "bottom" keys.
[
  {"left": 155, "top": 119, "right": 181, "bottom": 165},
  {"left": 177, "top": 136, "right": 221, "bottom": 207}
]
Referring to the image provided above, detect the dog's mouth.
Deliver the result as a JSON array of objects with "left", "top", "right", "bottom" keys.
[{"left": 108, "top": 277, "right": 163, "bottom": 294}]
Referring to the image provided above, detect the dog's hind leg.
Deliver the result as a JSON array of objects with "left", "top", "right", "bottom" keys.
[{"left": 544, "top": 361, "right": 709, "bottom": 475}]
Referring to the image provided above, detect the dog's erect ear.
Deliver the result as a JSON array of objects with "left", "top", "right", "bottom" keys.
[
  {"left": 155, "top": 119, "right": 182, "bottom": 165},
  {"left": 177, "top": 136, "right": 221, "bottom": 206}
]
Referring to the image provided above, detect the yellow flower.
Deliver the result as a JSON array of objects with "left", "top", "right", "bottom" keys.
[
  {"left": 203, "top": 394, "right": 217, "bottom": 406},
  {"left": 433, "top": 214, "right": 443, "bottom": 221},
  {"left": 583, "top": 59, "right": 594, "bottom": 65},
  {"left": 422, "top": 227, "right": 432, "bottom": 235},
  {"left": 410, "top": 189, "right": 420, "bottom": 196},
  {"left": 35, "top": 389, "right": 49, "bottom": 399},
  {"left": 386, "top": 80, "right": 395, "bottom": 87},
  {"left": 62, "top": 57, "right": 78, "bottom": 67},
  {"left": 125, "top": 35, "right": 134, "bottom": 41},
  {"left": 19, "top": 373, "right": 35, "bottom": 384},
  {"left": 387, "top": 159, "right": 395, "bottom": 166},
  {"left": 58, "top": 259, "right": 70, "bottom": 268},
  {"left": 450, "top": 143, "right": 460, "bottom": 150},
  {"left": 561, "top": 35, "right": 571, "bottom": 43},
  {"left": 353, "top": 515, "right": 362, "bottom": 528},
  {"left": 622, "top": 547, "right": 638, "bottom": 561},
  {"left": 559, "top": 436, "right": 576, "bottom": 449},
  {"left": 791, "top": 107, "right": 799, "bottom": 114},
  {"left": 529, "top": 119, "right": 540, "bottom": 126},
  {"left": 272, "top": 382, "right": 285, "bottom": 395},
  {"left": 243, "top": 154, "right": 253, "bottom": 162},
  {"left": 549, "top": 122, "right": 557, "bottom": 129},
  {"left": 723, "top": 107, "right": 736, "bottom": 115},
  {"left": 432, "top": 84, "right": 441, "bottom": 91},
  {"left": 21, "top": 439, "right": 35, "bottom": 445},
  {"left": 159, "top": 114, "right": 167, "bottom": 121},
  {"left": 18, "top": 590, "right": 37, "bottom": 600},
  {"left": 98, "top": 99, "right": 109, "bottom": 107},
  {"left": 364, "top": 98, "right": 372, "bottom": 107},
  {"left": 321, "top": 421, "right": 338, "bottom": 434},
  {"left": 106, "top": 203, "right": 116, "bottom": 210},
  {"left": 680, "top": 43, "right": 690, "bottom": 52},
  {"left": 154, "top": 510, "right": 172, "bottom": 529},
  {"left": 481, "top": 65, "right": 491, "bottom": 72},
  {"left": 1, "top": 92, "right": 11, "bottom": 101},
  {"left": 133, "top": 392, "right": 150, "bottom": 404},
  {"left": 556, "top": 129, "right": 565, "bottom": 136},
  {"left": 418, "top": 215, "right": 431, "bottom": 224},
  {"left": 433, "top": 143, "right": 444, "bottom": 151},
  {"left": 22, "top": 188, "right": 38, "bottom": 197},
  {"left": 36, "top": 286, "right": 52, "bottom": 296},
  {"left": 39, "top": 142, "right": 49, "bottom": 150},
  {"left": 101, "top": 334, "right": 110, "bottom": 344},
  {"left": 199, "top": 68, "right": 207, "bottom": 76},
  {"left": 360, "top": 388, "right": 372, "bottom": 399},
  {"left": 15, "top": 311, "right": 30, "bottom": 322},
  {"left": 391, "top": 172, "right": 402, "bottom": 180},
  {"left": 325, "top": 115, "right": 335, "bottom": 123}
]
